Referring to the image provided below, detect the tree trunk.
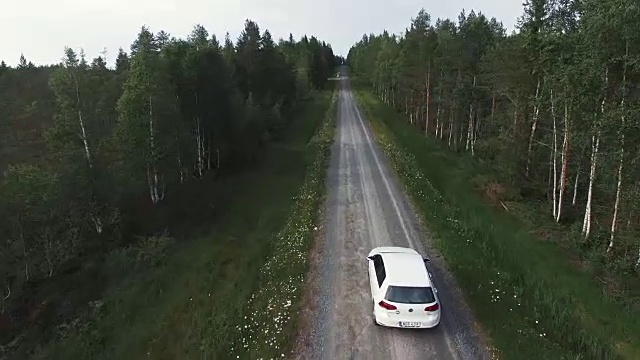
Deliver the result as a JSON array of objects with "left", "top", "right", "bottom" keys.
[
  {"left": 435, "top": 102, "right": 441, "bottom": 138},
  {"left": 551, "top": 89, "right": 558, "bottom": 219},
  {"left": 207, "top": 135, "right": 212, "bottom": 171},
  {"left": 73, "top": 72, "right": 93, "bottom": 168},
  {"left": 572, "top": 163, "right": 580, "bottom": 206},
  {"left": 458, "top": 118, "right": 464, "bottom": 150},
  {"left": 404, "top": 94, "right": 408, "bottom": 115},
  {"left": 466, "top": 104, "right": 473, "bottom": 152},
  {"left": 409, "top": 93, "right": 414, "bottom": 125},
  {"left": 448, "top": 105, "right": 454, "bottom": 147},
  {"left": 548, "top": 151, "right": 553, "bottom": 201},
  {"left": 473, "top": 109, "right": 479, "bottom": 155},
  {"left": 148, "top": 94, "right": 160, "bottom": 204},
  {"left": 556, "top": 98, "right": 569, "bottom": 222},
  {"left": 582, "top": 130, "right": 600, "bottom": 240},
  {"left": 526, "top": 77, "right": 542, "bottom": 178},
  {"left": 176, "top": 130, "right": 184, "bottom": 184},
  {"left": 2, "top": 282, "right": 10, "bottom": 301},
  {"left": 90, "top": 213, "right": 103, "bottom": 234},
  {"left": 435, "top": 69, "right": 444, "bottom": 138},
  {"left": 439, "top": 106, "right": 445, "bottom": 140},
  {"left": 390, "top": 84, "right": 394, "bottom": 107},
  {"left": 583, "top": 67, "right": 608, "bottom": 239},
  {"left": 425, "top": 62, "right": 431, "bottom": 136},
  {"left": 609, "top": 141, "right": 624, "bottom": 252},
  {"left": 608, "top": 45, "right": 628, "bottom": 253},
  {"left": 466, "top": 75, "right": 476, "bottom": 154}
]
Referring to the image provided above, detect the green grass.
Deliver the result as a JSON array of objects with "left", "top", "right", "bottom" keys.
[
  {"left": 23, "top": 89, "right": 337, "bottom": 360},
  {"left": 353, "top": 89, "right": 640, "bottom": 360}
]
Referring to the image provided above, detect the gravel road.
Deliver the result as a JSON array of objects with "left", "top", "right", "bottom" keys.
[{"left": 292, "top": 71, "right": 490, "bottom": 360}]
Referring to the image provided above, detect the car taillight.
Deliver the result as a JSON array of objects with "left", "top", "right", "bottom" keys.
[
  {"left": 425, "top": 303, "right": 439, "bottom": 311},
  {"left": 378, "top": 301, "right": 397, "bottom": 310}
]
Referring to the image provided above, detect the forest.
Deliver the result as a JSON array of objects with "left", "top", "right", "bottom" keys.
[
  {"left": 347, "top": 0, "right": 640, "bottom": 277},
  {"left": 0, "top": 19, "right": 337, "bottom": 350}
]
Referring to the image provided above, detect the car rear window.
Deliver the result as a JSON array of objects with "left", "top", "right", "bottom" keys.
[{"left": 385, "top": 286, "right": 436, "bottom": 304}]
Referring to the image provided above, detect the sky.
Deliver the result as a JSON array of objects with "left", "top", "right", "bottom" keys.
[{"left": 0, "top": 0, "right": 524, "bottom": 67}]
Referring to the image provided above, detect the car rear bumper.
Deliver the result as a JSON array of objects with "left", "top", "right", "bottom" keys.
[{"left": 374, "top": 311, "right": 440, "bottom": 329}]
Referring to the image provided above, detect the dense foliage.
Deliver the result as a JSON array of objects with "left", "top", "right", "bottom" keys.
[
  {"left": 347, "top": 1, "right": 640, "bottom": 275},
  {"left": 0, "top": 20, "right": 336, "bottom": 339}
]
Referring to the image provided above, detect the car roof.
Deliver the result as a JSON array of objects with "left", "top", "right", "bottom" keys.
[
  {"left": 369, "top": 246, "right": 419, "bottom": 257},
  {"left": 380, "top": 252, "right": 432, "bottom": 287}
]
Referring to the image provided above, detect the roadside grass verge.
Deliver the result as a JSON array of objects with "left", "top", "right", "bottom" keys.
[
  {"left": 353, "top": 89, "right": 640, "bottom": 360},
  {"left": 229, "top": 89, "right": 337, "bottom": 359},
  {"left": 25, "top": 89, "right": 336, "bottom": 360}
]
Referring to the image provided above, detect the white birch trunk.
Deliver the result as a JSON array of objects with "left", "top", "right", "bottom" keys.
[
  {"left": 583, "top": 67, "right": 608, "bottom": 239},
  {"left": 466, "top": 75, "right": 476, "bottom": 153},
  {"left": 3, "top": 282, "right": 11, "bottom": 301},
  {"left": 148, "top": 94, "right": 160, "bottom": 204},
  {"left": 526, "top": 77, "right": 542, "bottom": 177},
  {"left": 392, "top": 85, "right": 395, "bottom": 108},
  {"left": 425, "top": 63, "right": 431, "bottom": 136},
  {"left": 608, "top": 45, "right": 628, "bottom": 253},
  {"left": 207, "top": 138, "right": 212, "bottom": 171},
  {"left": 176, "top": 132, "right": 184, "bottom": 184},
  {"left": 471, "top": 110, "right": 478, "bottom": 155},
  {"left": 582, "top": 131, "right": 600, "bottom": 239},
  {"left": 556, "top": 99, "right": 569, "bottom": 222},
  {"left": 90, "top": 214, "right": 103, "bottom": 234},
  {"left": 196, "top": 117, "right": 202, "bottom": 177},
  {"left": 159, "top": 172, "right": 165, "bottom": 201},
  {"left": 405, "top": 95, "right": 408, "bottom": 115},
  {"left": 572, "top": 164, "right": 580, "bottom": 206},
  {"left": 448, "top": 106, "right": 453, "bottom": 147},
  {"left": 448, "top": 107, "right": 454, "bottom": 147},
  {"left": 73, "top": 72, "right": 93, "bottom": 168},
  {"left": 466, "top": 104, "right": 473, "bottom": 152},
  {"left": 458, "top": 120, "right": 464, "bottom": 149},
  {"left": 435, "top": 103, "right": 441, "bottom": 138},
  {"left": 551, "top": 89, "right": 558, "bottom": 219},
  {"left": 608, "top": 144, "right": 624, "bottom": 252}
]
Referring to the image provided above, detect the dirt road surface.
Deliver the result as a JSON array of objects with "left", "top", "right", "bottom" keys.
[{"left": 292, "top": 72, "right": 490, "bottom": 360}]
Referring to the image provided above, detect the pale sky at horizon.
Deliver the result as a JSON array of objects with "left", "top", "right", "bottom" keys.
[{"left": 1, "top": 0, "right": 524, "bottom": 67}]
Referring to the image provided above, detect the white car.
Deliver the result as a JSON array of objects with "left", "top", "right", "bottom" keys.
[{"left": 366, "top": 246, "right": 441, "bottom": 329}]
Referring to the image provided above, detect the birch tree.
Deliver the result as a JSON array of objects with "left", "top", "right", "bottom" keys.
[
  {"left": 347, "top": 2, "right": 640, "bottom": 272},
  {"left": 115, "top": 26, "right": 180, "bottom": 204}
]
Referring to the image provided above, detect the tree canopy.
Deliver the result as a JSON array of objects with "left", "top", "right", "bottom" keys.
[
  {"left": 0, "top": 20, "right": 337, "bottom": 343},
  {"left": 348, "top": 1, "right": 640, "bottom": 274}
]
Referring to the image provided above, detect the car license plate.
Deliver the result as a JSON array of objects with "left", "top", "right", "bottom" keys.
[{"left": 399, "top": 321, "right": 421, "bottom": 328}]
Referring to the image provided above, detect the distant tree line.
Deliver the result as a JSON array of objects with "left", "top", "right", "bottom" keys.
[
  {"left": 348, "top": 0, "right": 640, "bottom": 275},
  {"left": 0, "top": 20, "right": 336, "bottom": 321}
]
